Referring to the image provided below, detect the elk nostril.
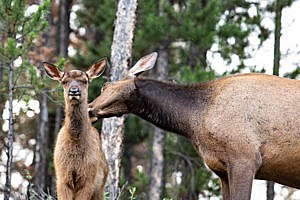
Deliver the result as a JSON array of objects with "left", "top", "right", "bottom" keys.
[{"left": 69, "top": 87, "right": 80, "bottom": 94}]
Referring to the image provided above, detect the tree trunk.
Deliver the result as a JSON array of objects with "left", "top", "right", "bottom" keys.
[
  {"left": 123, "top": 142, "right": 133, "bottom": 184},
  {"left": 33, "top": 0, "right": 53, "bottom": 191},
  {"left": 58, "top": 0, "right": 71, "bottom": 57},
  {"left": 45, "top": 0, "right": 70, "bottom": 195},
  {"left": 34, "top": 87, "right": 48, "bottom": 192},
  {"left": 188, "top": 43, "right": 208, "bottom": 69},
  {"left": 267, "top": 1, "right": 283, "bottom": 199},
  {"left": 0, "top": 23, "right": 3, "bottom": 82},
  {"left": 101, "top": 0, "right": 137, "bottom": 198},
  {"left": 148, "top": 2, "right": 168, "bottom": 197},
  {"left": 4, "top": 61, "right": 14, "bottom": 200},
  {"left": 267, "top": 181, "right": 275, "bottom": 200},
  {"left": 148, "top": 49, "right": 168, "bottom": 200},
  {"left": 0, "top": 63, "right": 3, "bottom": 82},
  {"left": 273, "top": 0, "right": 282, "bottom": 76}
]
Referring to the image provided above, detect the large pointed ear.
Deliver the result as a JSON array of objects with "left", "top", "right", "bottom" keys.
[
  {"left": 128, "top": 52, "right": 158, "bottom": 78},
  {"left": 86, "top": 58, "right": 107, "bottom": 81},
  {"left": 42, "top": 62, "right": 64, "bottom": 81}
]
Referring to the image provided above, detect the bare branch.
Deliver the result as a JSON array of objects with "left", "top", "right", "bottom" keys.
[{"left": 14, "top": 85, "right": 35, "bottom": 90}]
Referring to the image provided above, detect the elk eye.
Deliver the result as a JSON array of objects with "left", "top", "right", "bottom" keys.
[
  {"left": 83, "top": 80, "right": 88, "bottom": 84},
  {"left": 61, "top": 80, "right": 67, "bottom": 85}
]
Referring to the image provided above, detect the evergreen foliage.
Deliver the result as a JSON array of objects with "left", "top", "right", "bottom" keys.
[
  {"left": 0, "top": 0, "right": 50, "bottom": 199},
  {"left": 0, "top": 0, "right": 50, "bottom": 99},
  {"left": 70, "top": 0, "right": 277, "bottom": 199},
  {"left": 1, "top": 0, "right": 299, "bottom": 198}
]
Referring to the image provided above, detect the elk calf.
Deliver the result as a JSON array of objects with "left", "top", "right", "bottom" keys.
[
  {"left": 89, "top": 52, "right": 300, "bottom": 200},
  {"left": 42, "top": 60, "right": 108, "bottom": 200}
]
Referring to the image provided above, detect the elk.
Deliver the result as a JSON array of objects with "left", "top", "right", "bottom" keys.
[
  {"left": 89, "top": 52, "right": 300, "bottom": 200},
  {"left": 42, "top": 60, "right": 108, "bottom": 200}
]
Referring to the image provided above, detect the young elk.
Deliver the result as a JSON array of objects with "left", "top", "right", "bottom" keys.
[
  {"left": 89, "top": 52, "right": 300, "bottom": 200},
  {"left": 42, "top": 60, "right": 108, "bottom": 200}
]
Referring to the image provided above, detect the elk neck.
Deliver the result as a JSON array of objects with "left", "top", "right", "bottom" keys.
[
  {"left": 128, "top": 79, "right": 213, "bottom": 138},
  {"left": 64, "top": 99, "right": 89, "bottom": 140}
]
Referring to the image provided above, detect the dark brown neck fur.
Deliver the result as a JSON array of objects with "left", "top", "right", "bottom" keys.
[
  {"left": 64, "top": 101, "right": 89, "bottom": 140},
  {"left": 127, "top": 79, "right": 213, "bottom": 138}
]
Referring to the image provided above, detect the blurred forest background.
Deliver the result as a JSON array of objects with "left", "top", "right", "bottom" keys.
[{"left": 1, "top": 0, "right": 300, "bottom": 199}]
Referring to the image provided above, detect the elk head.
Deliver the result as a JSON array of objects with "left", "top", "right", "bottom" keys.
[
  {"left": 89, "top": 52, "right": 158, "bottom": 118},
  {"left": 42, "top": 59, "right": 106, "bottom": 105}
]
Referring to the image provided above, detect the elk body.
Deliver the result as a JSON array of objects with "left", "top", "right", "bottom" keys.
[
  {"left": 89, "top": 53, "right": 300, "bottom": 200},
  {"left": 42, "top": 60, "right": 108, "bottom": 200}
]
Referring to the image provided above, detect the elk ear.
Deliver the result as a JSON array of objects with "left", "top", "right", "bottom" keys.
[
  {"left": 42, "top": 62, "right": 64, "bottom": 81},
  {"left": 86, "top": 58, "right": 107, "bottom": 80},
  {"left": 128, "top": 52, "right": 158, "bottom": 78}
]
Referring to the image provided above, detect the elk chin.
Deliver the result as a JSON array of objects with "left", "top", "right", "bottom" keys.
[
  {"left": 94, "top": 105, "right": 128, "bottom": 118},
  {"left": 68, "top": 95, "right": 82, "bottom": 104}
]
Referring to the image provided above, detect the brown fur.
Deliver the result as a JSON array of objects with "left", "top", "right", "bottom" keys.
[
  {"left": 89, "top": 73, "right": 300, "bottom": 200},
  {"left": 42, "top": 62, "right": 108, "bottom": 200}
]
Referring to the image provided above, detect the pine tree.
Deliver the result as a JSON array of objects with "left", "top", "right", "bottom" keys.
[
  {"left": 0, "top": 0, "right": 49, "bottom": 198},
  {"left": 267, "top": 0, "right": 294, "bottom": 199}
]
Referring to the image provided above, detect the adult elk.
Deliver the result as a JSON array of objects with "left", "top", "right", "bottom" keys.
[
  {"left": 42, "top": 60, "right": 108, "bottom": 200},
  {"left": 89, "top": 52, "right": 300, "bottom": 200}
]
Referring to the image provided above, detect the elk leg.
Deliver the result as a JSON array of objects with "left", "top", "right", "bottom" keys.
[
  {"left": 214, "top": 171, "right": 230, "bottom": 200},
  {"left": 75, "top": 185, "right": 94, "bottom": 200},
  {"left": 220, "top": 176, "right": 230, "bottom": 200},
  {"left": 56, "top": 183, "right": 74, "bottom": 200},
  {"left": 91, "top": 180, "right": 106, "bottom": 200},
  {"left": 92, "top": 189, "right": 105, "bottom": 200},
  {"left": 227, "top": 160, "right": 256, "bottom": 200},
  {"left": 93, "top": 167, "right": 108, "bottom": 200},
  {"left": 96, "top": 182, "right": 106, "bottom": 200}
]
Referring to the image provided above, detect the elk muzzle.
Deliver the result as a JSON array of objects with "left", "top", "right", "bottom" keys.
[{"left": 68, "top": 85, "right": 81, "bottom": 100}]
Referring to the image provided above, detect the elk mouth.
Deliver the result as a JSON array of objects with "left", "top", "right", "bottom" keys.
[
  {"left": 90, "top": 106, "right": 127, "bottom": 118},
  {"left": 68, "top": 93, "right": 81, "bottom": 101}
]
